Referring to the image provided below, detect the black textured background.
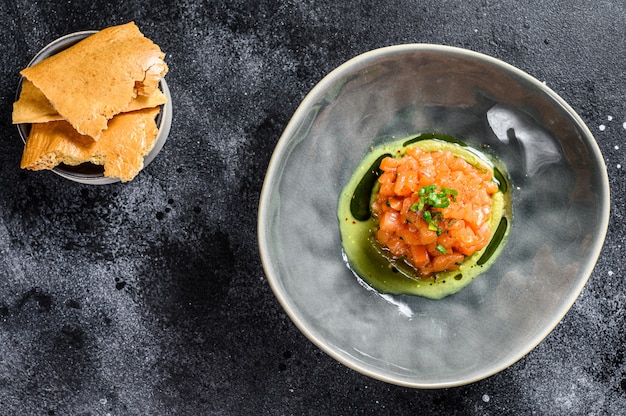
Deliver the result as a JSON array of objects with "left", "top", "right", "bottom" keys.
[{"left": 1, "top": 1, "right": 625, "bottom": 415}]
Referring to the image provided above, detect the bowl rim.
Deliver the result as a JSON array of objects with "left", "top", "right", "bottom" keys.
[
  {"left": 15, "top": 30, "right": 172, "bottom": 185},
  {"left": 257, "top": 43, "right": 610, "bottom": 388}
]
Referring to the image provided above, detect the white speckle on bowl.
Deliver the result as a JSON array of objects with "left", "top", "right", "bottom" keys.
[
  {"left": 599, "top": 124, "right": 606, "bottom": 131},
  {"left": 482, "top": 394, "right": 490, "bottom": 402},
  {"left": 607, "top": 115, "right": 613, "bottom": 121}
]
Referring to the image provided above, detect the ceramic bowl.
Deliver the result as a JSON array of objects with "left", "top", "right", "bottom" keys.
[
  {"left": 258, "top": 44, "right": 610, "bottom": 388},
  {"left": 15, "top": 31, "right": 172, "bottom": 185}
]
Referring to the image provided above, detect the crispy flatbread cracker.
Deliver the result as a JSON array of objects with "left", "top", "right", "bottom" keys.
[
  {"left": 21, "top": 107, "right": 160, "bottom": 182},
  {"left": 124, "top": 89, "right": 167, "bottom": 113},
  {"left": 20, "top": 22, "right": 167, "bottom": 140},
  {"left": 12, "top": 80, "right": 60, "bottom": 123},
  {"left": 12, "top": 79, "right": 167, "bottom": 124}
]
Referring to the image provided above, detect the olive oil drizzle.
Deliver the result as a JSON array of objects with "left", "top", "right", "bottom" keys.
[
  {"left": 402, "top": 132, "right": 468, "bottom": 147},
  {"left": 349, "top": 153, "right": 390, "bottom": 221},
  {"left": 477, "top": 216, "right": 508, "bottom": 266}
]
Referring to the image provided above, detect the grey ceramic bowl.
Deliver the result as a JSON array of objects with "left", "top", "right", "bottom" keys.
[
  {"left": 16, "top": 31, "right": 172, "bottom": 185},
  {"left": 258, "top": 44, "right": 610, "bottom": 388}
]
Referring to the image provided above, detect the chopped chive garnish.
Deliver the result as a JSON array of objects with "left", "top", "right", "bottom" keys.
[
  {"left": 436, "top": 244, "right": 447, "bottom": 254},
  {"left": 413, "top": 184, "right": 458, "bottom": 234},
  {"left": 440, "top": 187, "right": 458, "bottom": 196}
]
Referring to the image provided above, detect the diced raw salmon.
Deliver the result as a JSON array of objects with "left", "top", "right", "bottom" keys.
[{"left": 372, "top": 147, "right": 497, "bottom": 278}]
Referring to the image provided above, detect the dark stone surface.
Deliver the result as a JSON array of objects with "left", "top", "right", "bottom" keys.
[{"left": 0, "top": 0, "right": 624, "bottom": 414}]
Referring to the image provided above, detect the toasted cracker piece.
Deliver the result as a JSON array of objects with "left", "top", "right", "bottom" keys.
[
  {"left": 12, "top": 80, "right": 60, "bottom": 123},
  {"left": 21, "top": 107, "right": 160, "bottom": 182},
  {"left": 20, "top": 22, "right": 168, "bottom": 140},
  {"left": 12, "top": 79, "right": 167, "bottom": 124},
  {"left": 124, "top": 89, "right": 167, "bottom": 113}
]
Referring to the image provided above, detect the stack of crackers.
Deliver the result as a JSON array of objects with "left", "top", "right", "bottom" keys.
[{"left": 12, "top": 22, "right": 169, "bottom": 182}]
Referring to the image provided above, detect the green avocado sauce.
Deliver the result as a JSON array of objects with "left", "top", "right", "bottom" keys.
[{"left": 338, "top": 134, "right": 512, "bottom": 300}]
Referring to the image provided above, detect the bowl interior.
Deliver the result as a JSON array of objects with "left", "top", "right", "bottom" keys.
[
  {"left": 258, "top": 44, "right": 609, "bottom": 388},
  {"left": 16, "top": 31, "right": 171, "bottom": 185}
]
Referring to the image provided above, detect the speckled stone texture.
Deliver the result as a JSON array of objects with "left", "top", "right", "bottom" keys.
[{"left": 0, "top": 1, "right": 624, "bottom": 415}]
